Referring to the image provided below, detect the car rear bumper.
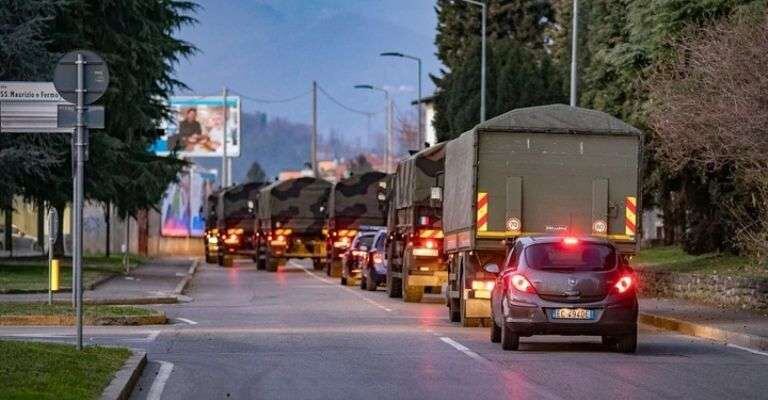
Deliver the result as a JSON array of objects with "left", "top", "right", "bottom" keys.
[{"left": 504, "top": 297, "right": 638, "bottom": 337}]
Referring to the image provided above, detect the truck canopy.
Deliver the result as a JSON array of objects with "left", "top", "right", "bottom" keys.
[
  {"left": 221, "top": 182, "right": 266, "bottom": 228},
  {"left": 442, "top": 104, "right": 642, "bottom": 252},
  {"left": 393, "top": 141, "right": 447, "bottom": 210},
  {"left": 258, "top": 176, "right": 332, "bottom": 234},
  {"left": 328, "top": 171, "right": 389, "bottom": 230}
]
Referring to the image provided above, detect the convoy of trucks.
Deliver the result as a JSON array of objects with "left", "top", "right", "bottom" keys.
[{"left": 201, "top": 104, "right": 642, "bottom": 332}]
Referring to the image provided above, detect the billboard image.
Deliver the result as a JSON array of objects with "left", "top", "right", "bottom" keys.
[
  {"left": 161, "top": 167, "right": 217, "bottom": 237},
  {"left": 151, "top": 96, "right": 240, "bottom": 157}
]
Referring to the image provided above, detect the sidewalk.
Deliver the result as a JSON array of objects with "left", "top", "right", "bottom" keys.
[
  {"left": 0, "top": 257, "right": 196, "bottom": 305},
  {"left": 639, "top": 297, "right": 768, "bottom": 351}
]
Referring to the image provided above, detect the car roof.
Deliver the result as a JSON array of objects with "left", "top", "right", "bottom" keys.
[{"left": 519, "top": 235, "right": 615, "bottom": 246}]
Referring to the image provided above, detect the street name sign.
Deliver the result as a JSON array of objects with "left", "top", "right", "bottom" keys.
[{"left": 0, "top": 82, "right": 71, "bottom": 133}]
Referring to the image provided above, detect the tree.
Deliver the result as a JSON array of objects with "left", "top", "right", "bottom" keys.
[
  {"left": 348, "top": 154, "right": 373, "bottom": 176},
  {"left": 245, "top": 161, "right": 267, "bottom": 183}
]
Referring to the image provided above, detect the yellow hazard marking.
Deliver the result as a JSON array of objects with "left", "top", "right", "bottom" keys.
[
  {"left": 625, "top": 196, "right": 637, "bottom": 237},
  {"left": 477, "top": 192, "right": 488, "bottom": 232}
]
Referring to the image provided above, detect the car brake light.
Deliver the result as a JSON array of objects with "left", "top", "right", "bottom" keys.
[
  {"left": 509, "top": 274, "right": 536, "bottom": 293},
  {"left": 614, "top": 275, "right": 633, "bottom": 294},
  {"left": 424, "top": 239, "right": 437, "bottom": 249},
  {"left": 562, "top": 236, "right": 579, "bottom": 246},
  {"left": 372, "top": 252, "right": 384, "bottom": 265}
]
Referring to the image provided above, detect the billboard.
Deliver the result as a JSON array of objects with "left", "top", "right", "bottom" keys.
[
  {"left": 160, "top": 167, "right": 217, "bottom": 237},
  {"left": 150, "top": 96, "right": 240, "bottom": 157}
]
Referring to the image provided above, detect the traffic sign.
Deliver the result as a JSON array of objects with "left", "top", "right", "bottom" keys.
[
  {"left": 57, "top": 105, "right": 105, "bottom": 129},
  {"left": 53, "top": 50, "right": 110, "bottom": 105},
  {"left": 0, "top": 82, "right": 70, "bottom": 133},
  {"left": 47, "top": 208, "right": 59, "bottom": 245}
]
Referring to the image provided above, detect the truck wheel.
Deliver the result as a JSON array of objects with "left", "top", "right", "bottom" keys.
[
  {"left": 217, "top": 253, "right": 225, "bottom": 266},
  {"left": 615, "top": 329, "right": 638, "bottom": 354},
  {"left": 257, "top": 254, "right": 266, "bottom": 271},
  {"left": 340, "top": 276, "right": 347, "bottom": 285},
  {"left": 313, "top": 260, "right": 324, "bottom": 271},
  {"left": 449, "top": 298, "right": 461, "bottom": 322},
  {"left": 387, "top": 272, "right": 402, "bottom": 298},
  {"left": 500, "top": 323, "right": 519, "bottom": 351},
  {"left": 490, "top": 317, "right": 502, "bottom": 343},
  {"left": 266, "top": 253, "right": 279, "bottom": 272},
  {"left": 402, "top": 270, "right": 423, "bottom": 303},
  {"left": 365, "top": 271, "right": 377, "bottom": 291}
]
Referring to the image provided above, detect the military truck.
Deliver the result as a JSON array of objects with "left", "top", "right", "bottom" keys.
[
  {"left": 257, "top": 177, "right": 332, "bottom": 272},
  {"left": 203, "top": 189, "right": 223, "bottom": 264},
  {"left": 325, "top": 171, "right": 389, "bottom": 282},
  {"left": 215, "top": 182, "right": 266, "bottom": 266},
  {"left": 385, "top": 143, "right": 447, "bottom": 302},
  {"left": 442, "top": 104, "right": 643, "bottom": 326}
]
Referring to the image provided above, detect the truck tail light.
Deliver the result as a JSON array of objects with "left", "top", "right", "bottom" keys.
[
  {"left": 509, "top": 274, "right": 536, "bottom": 294},
  {"left": 614, "top": 275, "right": 633, "bottom": 294}
]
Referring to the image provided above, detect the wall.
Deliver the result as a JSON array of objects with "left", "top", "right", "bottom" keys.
[{"left": 637, "top": 269, "right": 768, "bottom": 310}]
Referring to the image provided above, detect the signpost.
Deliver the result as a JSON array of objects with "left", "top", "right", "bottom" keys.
[
  {"left": 52, "top": 50, "right": 110, "bottom": 351},
  {"left": 47, "top": 208, "right": 59, "bottom": 305}
]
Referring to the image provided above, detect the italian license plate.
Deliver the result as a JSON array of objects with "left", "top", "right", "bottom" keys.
[{"left": 550, "top": 308, "right": 594, "bottom": 320}]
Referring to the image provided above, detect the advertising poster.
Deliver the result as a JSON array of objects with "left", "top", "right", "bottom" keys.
[
  {"left": 150, "top": 96, "right": 240, "bottom": 157},
  {"left": 161, "top": 167, "right": 217, "bottom": 237}
]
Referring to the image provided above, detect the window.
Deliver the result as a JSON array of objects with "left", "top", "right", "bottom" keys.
[
  {"left": 355, "top": 234, "right": 375, "bottom": 250},
  {"left": 524, "top": 243, "right": 617, "bottom": 271},
  {"left": 504, "top": 243, "right": 524, "bottom": 271}
]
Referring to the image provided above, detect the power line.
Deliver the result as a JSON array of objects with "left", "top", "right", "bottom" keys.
[
  {"left": 229, "top": 88, "right": 311, "bottom": 104},
  {"left": 316, "top": 84, "right": 379, "bottom": 117}
]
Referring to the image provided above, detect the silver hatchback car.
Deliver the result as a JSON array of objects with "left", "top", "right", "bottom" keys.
[{"left": 485, "top": 236, "right": 638, "bottom": 353}]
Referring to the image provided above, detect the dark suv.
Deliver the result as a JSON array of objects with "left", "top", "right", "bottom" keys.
[
  {"left": 485, "top": 236, "right": 638, "bottom": 353},
  {"left": 359, "top": 230, "right": 387, "bottom": 291}
]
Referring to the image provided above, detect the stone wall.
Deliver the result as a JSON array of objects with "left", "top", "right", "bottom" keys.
[{"left": 636, "top": 269, "right": 768, "bottom": 310}]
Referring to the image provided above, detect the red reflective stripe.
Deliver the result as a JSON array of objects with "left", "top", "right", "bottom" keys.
[
  {"left": 626, "top": 198, "right": 637, "bottom": 214},
  {"left": 626, "top": 219, "right": 636, "bottom": 233},
  {"left": 477, "top": 193, "right": 488, "bottom": 209}
]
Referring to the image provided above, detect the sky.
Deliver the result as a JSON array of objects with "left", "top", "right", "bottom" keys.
[{"left": 173, "top": 0, "right": 444, "bottom": 150}]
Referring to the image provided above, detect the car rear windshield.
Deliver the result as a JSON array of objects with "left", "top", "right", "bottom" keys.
[
  {"left": 524, "top": 242, "right": 616, "bottom": 271},
  {"left": 355, "top": 235, "right": 375, "bottom": 250}
]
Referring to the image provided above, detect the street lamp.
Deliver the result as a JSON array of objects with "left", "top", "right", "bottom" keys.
[
  {"left": 380, "top": 52, "right": 423, "bottom": 149},
  {"left": 354, "top": 84, "right": 393, "bottom": 173},
  {"left": 456, "top": 0, "right": 486, "bottom": 122}
]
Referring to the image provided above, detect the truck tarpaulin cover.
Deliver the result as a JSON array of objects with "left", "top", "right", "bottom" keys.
[
  {"left": 443, "top": 104, "right": 642, "bottom": 237},
  {"left": 221, "top": 182, "right": 267, "bottom": 228},
  {"left": 328, "top": 171, "right": 389, "bottom": 229},
  {"left": 393, "top": 142, "right": 447, "bottom": 210},
  {"left": 259, "top": 177, "right": 332, "bottom": 233}
]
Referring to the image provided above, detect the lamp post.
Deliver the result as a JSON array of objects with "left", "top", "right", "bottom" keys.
[
  {"left": 457, "top": 0, "right": 487, "bottom": 122},
  {"left": 380, "top": 52, "right": 423, "bottom": 149},
  {"left": 570, "top": 0, "right": 579, "bottom": 107},
  {"left": 354, "top": 84, "right": 393, "bottom": 173}
]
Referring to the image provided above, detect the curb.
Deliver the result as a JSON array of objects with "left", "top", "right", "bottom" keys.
[
  {"left": 87, "top": 273, "right": 120, "bottom": 290},
  {"left": 173, "top": 259, "right": 200, "bottom": 296},
  {"left": 0, "top": 313, "right": 167, "bottom": 326},
  {"left": 639, "top": 312, "right": 768, "bottom": 352},
  {"left": 100, "top": 349, "right": 147, "bottom": 400}
]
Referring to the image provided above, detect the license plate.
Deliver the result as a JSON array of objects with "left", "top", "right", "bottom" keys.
[{"left": 549, "top": 308, "right": 594, "bottom": 320}]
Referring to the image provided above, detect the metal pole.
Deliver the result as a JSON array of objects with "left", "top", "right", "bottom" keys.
[
  {"left": 417, "top": 59, "right": 423, "bottom": 149},
  {"left": 74, "top": 52, "right": 85, "bottom": 350},
  {"left": 221, "top": 87, "right": 228, "bottom": 187},
  {"left": 311, "top": 81, "right": 318, "bottom": 177},
  {"left": 48, "top": 223, "right": 53, "bottom": 305},
  {"left": 570, "top": 0, "right": 579, "bottom": 107},
  {"left": 480, "top": 2, "right": 487, "bottom": 122},
  {"left": 385, "top": 95, "right": 391, "bottom": 173}
]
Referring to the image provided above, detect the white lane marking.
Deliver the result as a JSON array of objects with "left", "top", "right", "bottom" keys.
[
  {"left": 727, "top": 343, "right": 768, "bottom": 357},
  {"left": 147, "top": 361, "right": 174, "bottom": 400},
  {"left": 176, "top": 317, "right": 198, "bottom": 325},
  {"left": 440, "top": 337, "right": 489, "bottom": 364},
  {"left": 296, "top": 261, "right": 393, "bottom": 313}
]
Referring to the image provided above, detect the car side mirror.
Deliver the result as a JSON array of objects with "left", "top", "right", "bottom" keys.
[{"left": 483, "top": 263, "right": 500, "bottom": 274}]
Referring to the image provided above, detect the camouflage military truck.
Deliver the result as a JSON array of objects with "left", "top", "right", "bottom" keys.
[
  {"left": 215, "top": 182, "right": 266, "bottom": 266},
  {"left": 203, "top": 189, "right": 224, "bottom": 264},
  {"left": 386, "top": 143, "right": 447, "bottom": 303},
  {"left": 325, "top": 171, "right": 389, "bottom": 282},
  {"left": 257, "top": 177, "right": 332, "bottom": 272},
  {"left": 442, "top": 104, "right": 643, "bottom": 326}
]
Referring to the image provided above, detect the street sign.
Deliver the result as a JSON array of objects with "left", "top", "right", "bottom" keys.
[
  {"left": 47, "top": 208, "right": 59, "bottom": 243},
  {"left": 0, "top": 82, "right": 71, "bottom": 133},
  {"left": 57, "top": 105, "right": 105, "bottom": 129},
  {"left": 53, "top": 50, "right": 110, "bottom": 105}
]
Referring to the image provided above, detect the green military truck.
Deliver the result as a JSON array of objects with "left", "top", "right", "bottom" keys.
[
  {"left": 215, "top": 182, "right": 265, "bottom": 266},
  {"left": 442, "top": 104, "right": 642, "bottom": 326},
  {"left": 325, "top": 171, "right": 389, "bottom": 281},
  {"left": 386, "top": 143, "right": 448, "bottom": 302},
  {"left": 203, "top": 189, "right": 223, "bottom": 264},
  {"left": 257, "top": 176, "right": 332, "bottom": 272}
]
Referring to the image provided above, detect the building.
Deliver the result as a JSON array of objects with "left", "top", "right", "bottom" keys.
[{"left": 412, "top": 95, "right": 437, "bottom": 147}]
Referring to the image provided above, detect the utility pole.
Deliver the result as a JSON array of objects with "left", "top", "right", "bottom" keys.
[
  {"left": 311, "top": 81, "right": 318, "bottom": 177},
  {"left": 73, "top": 52, "right": 85, "bottom": 350},
  {"left": 416, "top": 58, "right": 423, "bottom": 148},
  {"left": 387, "top": 98, "right": 393, "bottom": 173},
  {"left": 480, "top": 1, "right": 486, "bottom": 122},
  {"left": 222, "top": 86, "right": 229, "bottom": 187},
  {"left": 570, "top": 0, "right": 579, "bottom": 107}
]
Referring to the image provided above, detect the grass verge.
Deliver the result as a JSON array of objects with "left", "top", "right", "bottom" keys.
[
  {"left": 0, "top": 303, "right": 156, "bottom": 317},
  {"left": 0, "top": 254, "right": 146, "bottom": 292},
  {"left": 0, "top": 340, "right": 130, "bottom": 400},
  {"left": 634, "top": 246, "right": 767, "bottom": 278}
]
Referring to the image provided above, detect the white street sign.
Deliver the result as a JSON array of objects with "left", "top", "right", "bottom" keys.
[{"left": 0, "top": 81, "right": 71, "bottom": 133}]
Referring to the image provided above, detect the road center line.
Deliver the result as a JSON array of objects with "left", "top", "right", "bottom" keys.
[
  {"left": 727, "top": 343, "right": 768, "bottom": 357},
  {"left": 439, "top": 337, "right": 489, "bottom": 364},
  {"left": 176, "top": 317, "right": 198, "bottom": 325},
  {"left": 296, "top": 261, "right": 393, "bottom": 312},
  {"left": 147, "top": 361, "right": 174, "bottom": 400}
]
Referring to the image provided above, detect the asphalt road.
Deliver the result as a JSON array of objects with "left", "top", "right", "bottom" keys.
[{"left": 4, "top": 259, "right": 767, "bottom": 399}]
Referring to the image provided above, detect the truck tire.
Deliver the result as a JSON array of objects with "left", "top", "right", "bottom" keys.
[
  {"left": 403, "top": 281, "right": 423, "bottom": 303},
  {"left": 449, "top": 298, "right": 461, "bottom": 322},
  {"left": 500, "top": 323, "right": 519, "bottom": 351},
  {"left": 217, "top": 253, "right": 225, "bottom": 266},
  {"left": 313, "top": 259, "right": 324, "bottom": 271},
  {"left": 387, "top": 271, "right": 402, "bottom": 298},
  {"left": 257, "top": 254, "right": 266, "bottom": 271},
  {"left": 340, "top": 276, "right": 347, "bottom": 285},
  {"left": 266, "top": 253, "right": 279, "bottom": 272}
]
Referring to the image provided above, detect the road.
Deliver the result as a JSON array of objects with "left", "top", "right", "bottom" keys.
[{"left": 4, "top": 259, "right": 767, "bottom": 399}]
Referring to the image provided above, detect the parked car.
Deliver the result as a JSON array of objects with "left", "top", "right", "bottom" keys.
[
  {"left": 360, "top": 229, "right": 388, "bottom": 291},
  {"left": 485, "top": 235, "right": 638, "bottom": 353},
  {"left": 340, "top": 230, "right": 377, "bottom": 286}
]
